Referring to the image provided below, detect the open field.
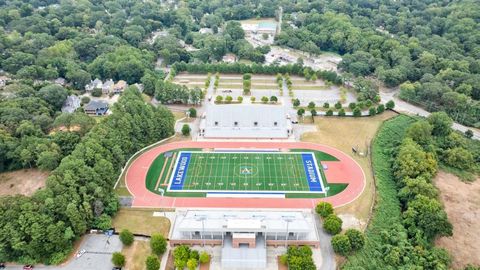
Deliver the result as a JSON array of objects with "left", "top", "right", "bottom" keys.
[
  {"left": 122, "top": 240, "right": 152, "bottom": 270},
  {"left": 301, "top": 111, "right": 397, "bottom": 223},
  {"left": 173, "top": 73, "right": 208, "bottom": 89},
  {"left": 112, "top": 208, "right": 170, "bottom": 236},
  {"left": 0, "top": 169, "right": 48, "bottom": 196},
  {"left": 435, "top": 171, "right": 480, "bottom": 269}
]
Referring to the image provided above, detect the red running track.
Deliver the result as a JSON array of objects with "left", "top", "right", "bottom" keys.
[{"left": 125, "top": 141, "right": 365, "bottom": 209}]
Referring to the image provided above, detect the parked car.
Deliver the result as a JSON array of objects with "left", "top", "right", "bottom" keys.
[
  {"left": 23, "top": 265, "right": 34, "bottom": 270},
  {"left": 76, "top": 249, "right": 86, "bottom": 258},
  {"left": 112, "top": 267, "right": 122, "bottom": 270}
]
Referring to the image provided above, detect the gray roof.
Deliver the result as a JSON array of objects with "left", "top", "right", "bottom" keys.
[
  {"left": 204, "top": 104, "right": 289, "bottom": 138},
  {"left": 84, "top": 100, "right": 108, "bottom": 111},
  {"left": 61, "top": 95, "right": 81, "bottom": 113}
]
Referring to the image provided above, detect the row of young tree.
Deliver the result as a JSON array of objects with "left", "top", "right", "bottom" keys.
[{"left": 0, "top": 88, "right": 175, "bottom": 264}]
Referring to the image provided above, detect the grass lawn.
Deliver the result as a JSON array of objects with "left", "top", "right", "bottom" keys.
[
  {"left": 122, "top": 240, "right": 152, "bottom": 270},
  {"left": 146, "top": 148, "right": 347, "bottom": 197},
  {"left": 112, "top": 208, "right": 171, "bottom": 236},
  {"left": 301, "top": 111, "right": 396, "bottom": 221},
  {"left": 292, "top": 85, "right": 329, "bottom": 90}
]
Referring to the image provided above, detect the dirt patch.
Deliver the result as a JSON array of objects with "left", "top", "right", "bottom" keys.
[
  {"left": 0, "top": 169, "right": 48, "bottom": 196},
  {"left": 301, "top": 111, "right": 396, "bottom": 224},
  {"left": 338, "top": 214, "right": 365, "bottom": 230},
  {"left": 434, "top": 171, "right": 480, "bottom": 269},
  {"left": 123, "top": 240, "right": 151, "bottom": 270}
]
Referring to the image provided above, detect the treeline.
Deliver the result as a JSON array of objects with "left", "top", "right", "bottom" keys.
[
  {"left": 0, "top": 88, "right": 175, "bottom": 264},
  {"left": 345, "top": 113, "right": 478, "bottom": 269},
  {"left": 172, "top": 62, "right": 343, "bottom": 85},
  {"left": 154, "top": 80, "right": 202, "bottom": 105},
  {"left": 0, "top": 82, "right": 94, "bottom": 171},
  {"left": 277, "top": 1, "right": 480, "bottom": 127}
]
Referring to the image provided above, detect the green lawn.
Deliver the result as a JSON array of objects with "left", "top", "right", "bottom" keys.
[{"left": 145, "top": 149, "right": 348, "bottom": 198}]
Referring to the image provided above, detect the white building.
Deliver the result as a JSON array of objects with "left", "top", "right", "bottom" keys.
[
  {"left": 199, "top": 104, "right": 292, "bottom": 139},
  {"left": 61, "top": 95, "right": 81, "bottom": 113},
  {"left": 85, "top": 78, "right": 103, "bottom": 92},
  {"left": 170, "top": 210, "right": 319, "bottom": 269}
]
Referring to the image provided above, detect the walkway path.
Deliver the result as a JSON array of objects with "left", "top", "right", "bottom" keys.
[{"left": 380, "top": 87, "right": 480, "bottom": 140}]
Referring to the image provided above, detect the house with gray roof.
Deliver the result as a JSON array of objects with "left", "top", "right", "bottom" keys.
[
  {"left": 84, "top": 100, "right": 109, "bottom": 115},
  {"left": 61, "top": 95, "right": 81, "bottom": 113},
  {"left": 85, "top": 78, "right": 103, "bottom": 92}
]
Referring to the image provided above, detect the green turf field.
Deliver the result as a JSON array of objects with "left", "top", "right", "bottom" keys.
[{"left": 145, "top": 149, "right": 348, "bottom": 198}]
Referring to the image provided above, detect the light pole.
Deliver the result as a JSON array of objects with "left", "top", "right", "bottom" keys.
[{"left": 283, "top": 217, "right": 294, "bottom": 248}]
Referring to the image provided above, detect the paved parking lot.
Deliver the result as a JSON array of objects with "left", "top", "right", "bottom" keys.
[{"left": 4, "top": 234, "right": 122, "bottom": 270}]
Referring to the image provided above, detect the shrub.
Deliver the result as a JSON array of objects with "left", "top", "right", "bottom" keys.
[
  {"left": 310, "top": 109, "right": 317, "bottom": 117},
  {"left": 187, "top": 258, "right": 198, "bottom": 270},
  {"left": 225, "top": 95, "right": 233, "bottom": 103},
  {"left": 334, "top": 102, "right": 342, "bottom": 109},
  {"left": 323, "top": 102, "right": 330, "bottom": 108},
  {"left": 150, "top": 234, "right": 167, "bottom": 255},
  {"left": 377, "top": 104, "right": 385, "bottom": 114},
  {"left": 338, "top": 108, "right": 346, "bottom": 116},
  {"left": 250, "top": 96, "right": 256, "bottom": 102},
  {"left": 345, "top": 229, "right": 365, "bottom": 251},
  {"left": 348, "top": 102, "right": 356, "bottom": 110},
  {"left": 323, "top": 214, "right": 342, "bottom": 235},
  {"left": 119, "top": 229, "right": 134, "bottom": 246},
  {"left": 326, "top": 109, "right": 334, "bottom": 116},
  {"left": 353, "top": 107, "right": 361, "bottom": 117},
  {"left": 188, "top": 108, "right": 197, "bottom": 118},
  {"left": 465, "top": 129, "right": 473, "bottom": 138},
  {"left": 297, "top": 108, "right": 305, "bottom": 116},
  {"left": 365, "top": 99, "right": 373, "bottom": 108},
  {"left": 81, "top": 96, "right": 90, "bottom": 105},
  {"left": 270, "top": 96, "right": 278, "bottom": 103},
  {"left": 315, "top": 202, "right": 334, "bottom": 218},
  {"left": 215, "top": 95, "right": 223, "bottom": 103},
  {"left": 308, "top": 101, "right": 316, "bottom": 109},
  {"left": 386, "top": 100, "right": 395, "bottom": 110},
  {"left": 369, "top": 107, "right": 376, "bottom": 116},
  {"left": 279, "top": 254, "right": 288, "bottom": 265},
  {"left": 331, "top": 234, "right": 352, "bottom": 256},
  {"left": 111, "top": 252, "right": 126, "bottom": 267},
  {"left": 243, "top": 73, "right": 251, "bottom": 80},
  {"left": 146, "top": 255, "right": 160, "bottom": 270},
  {"left": 181, "top": 124, "right": 191, "bottom": 136},
  {"left": 261, "top": 96, "right": 269, "bottom": 104},
  {"left": 293, "top": 98, "right": 300, "bottom": 107},
  {"left": 91, "top": 88, "right": 102, "bottom": 97},
  {"left": 199, "top": 251, "right": 210, "bottom": 264},
  {"left": 237, "top": 96, "right": 243, "bottom": 103}
]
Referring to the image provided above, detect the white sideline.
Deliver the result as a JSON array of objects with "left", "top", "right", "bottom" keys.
[{"left": 206, "top": 193, "right": 286, "bottom": 198}]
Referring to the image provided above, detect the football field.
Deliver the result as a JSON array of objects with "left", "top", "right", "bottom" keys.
[{"left": 167, "top": 151, "right": 326, "bottom": 193}]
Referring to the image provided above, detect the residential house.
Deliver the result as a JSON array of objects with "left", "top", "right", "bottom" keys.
[
  {"left": 113, "top": 80, "right": 127, "bottom": 94},
  {"left": 84, "top": 100, "right": 109, "bottom": 116},
  {"left": 61, "top": 95, "right": 81, "bottom": 113},
  {"left": 85, "top": 78, "right": 103, "bottom": 92},
  {"left": 102, "top": 79, "right": 114, "bottom": 94},
  {"left": 0, "top": 76, "right": 8, "bottom": 88},
  {"left": 54, "top": 77, "right": 66, "bottom": 86},
  {"left": 222, "top": 53, "right": 237, "bottom": 63},
  {"left": 199, "top": 28, "right": 213, "bottom": 34}
]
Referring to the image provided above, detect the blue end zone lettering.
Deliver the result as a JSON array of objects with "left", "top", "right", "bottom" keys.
[
  {"left": 170, "top": 152, "right": 191, "bottom": 190},
  {"left": 301, "top": 153, "right": 323, "bottom": 192}
]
